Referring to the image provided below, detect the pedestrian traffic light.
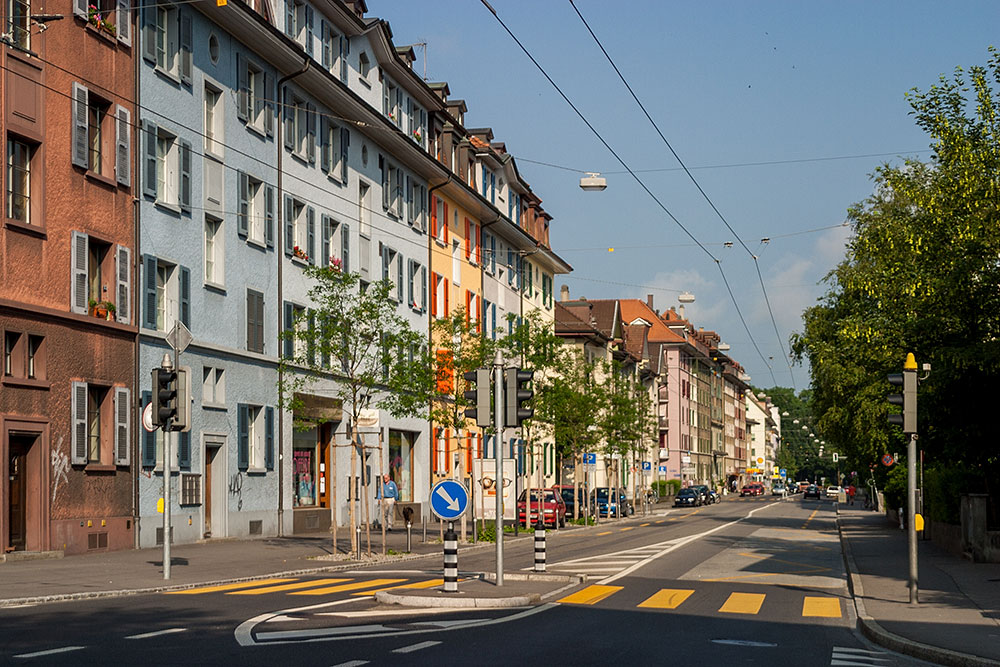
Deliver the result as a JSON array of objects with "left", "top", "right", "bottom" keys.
[
  {"left": 463, "top": 368, "right": 491, "bottom": 428},
  {"left": 504, "top": 367, "right": 533, "bottom": 427},
  {"left": 887, "top": 353, "right": 917, "bottom": 433},
  {"left": 153, "top": 367, "right": 177, "bottom": 428}
]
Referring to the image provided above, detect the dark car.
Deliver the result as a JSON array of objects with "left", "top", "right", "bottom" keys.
[
  {"left": 741, "top": 483, "right": 764, "bottom": 497},
  {"left": 674, "top": 487, "right": 702, "bottom": 507},
  {"left": 803, "top": 484, "right": 822, "bottom": 499},
  {"left": 590, "top": 487, "right": 634, "bottom": 518},
  {"left": 692, "top": 484, "right": 716, "bottom": 505},
  {"left": 555, "top": 484, "right": 588, "bottom": 519}
]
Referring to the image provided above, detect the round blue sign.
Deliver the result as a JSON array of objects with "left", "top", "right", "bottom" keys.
[{"left": 430, "top": 479, "right": 470, "bottom": 520}]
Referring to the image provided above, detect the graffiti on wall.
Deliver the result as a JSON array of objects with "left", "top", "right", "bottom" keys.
[
  {"left": 51, "top": 437, "right": 70, "bottom": 505},
  {"left": 228, "top": 472, "right": 243, "bottom": 511}
]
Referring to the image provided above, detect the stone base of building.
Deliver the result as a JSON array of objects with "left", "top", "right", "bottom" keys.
[{"left": 51, "top": 516, "right": 133, "bottom": 555}]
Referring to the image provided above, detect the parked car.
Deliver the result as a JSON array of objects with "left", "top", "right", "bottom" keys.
[
  {"left": 554, "top": 484, "right": 589, "bottom": 519},
  {"left": 590, "top": 487, "right": 634, "bottom": 518},
  {"left": 826, "top": 485, "right": 842, "bottom": 499},
  {"left": 740, "top": 483, "right": 764, "bottom": 497},
  {"left": 803, "top": 484, "right": 821, "bottom": 499},
  {"left": 674, "top": 487, "right": 702, "bottom": 507},
  {"left": 517, "top": 488, "right": 567, "bottom": 528},
  {"left": 691, "top": 484, "right": 713, "bottom": 505}
]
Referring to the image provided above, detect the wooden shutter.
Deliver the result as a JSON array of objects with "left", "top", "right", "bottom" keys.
[
  {"left": 71, "top": 231, "right": 88, "bottom": 314},
  {"left": 179, "top": 265, "right": 190, "bottom": 327},
  {"left": 179, "top": 10, "right": 192, "bottom": 85},
  {"left": 407, "top": 259, "right": 414, "bottom": 307},
  {"left": 321, "top": 215, "right": 331, "bottom": 264},
  {"left": 72, "top": 381, "right": 88, "bottom": 465},
  {"left": 443, "top": 278, "right": 449, "bottom": 316},
  {"left": 237, "top": 172, "right": 249, "bottom": 237},
  {"left": 263, "top": 71, "right": 274, "bottom": 137},
  {"left": 141, "top": 3, "right": 156, "bottom": 63},
  {"left": 430, "top": 272, "right": 438, "bottom": 318},
  {"left": 465, "top": 290, "right": 470, "bottom": 327},
  {"left": 246, "top": 290, "right": 255, "bottom": 351},
  {"left": 321, "top": 21, "right": 330, "bottom": 68},
  {"left": 143, "top": 254, "right": 157, "bottom": 329},
  {"left": 464, "top": 219, "right": 470, "bottom": 259},
  {"left": 340, "top": 222, "right": 350, "bottom": 272},
  {"left": 178, "top": 431, "right": 190, "bottom": 469},
  {"left": 285, "top": 195, "right": 295, "bottom": 256},
  {"left": 236, "top": 53, "right": 248, "bottom": 121},
  {"left": 143, "top": 120, "right": 157, "bottom": 199},
  {"left": 304, "top": 5, "right": 313, "bottom": 56},
  {"left": 116, "top": 0, "right": 131, "bottom": 46},
  {"left": 237, "top": 404, "right": 249, "bottom": 470},
  {"left": 307, "top": 207, "right": 315, "bottom": 264},
  {"left": 443, "top": 202, "right": 450, "bottom": 243},
  {"left": 306, "top": 103, "right": 316, "bottom": 164},
  {"left": 380, "top": 156, "right": 389, "bottom": 210},
  {"left": 265, "top": 184, "right": 276, "bottom": 248},
  {"left": 420, "top": 265, "right": 427, "bottom": 314},
  {"left": 71, "top": 83, "right": 89, "bottom": 169},
  {"left": 115, "top": 245, "right": 131, "bottom": 324},
  {"left": 283, "top": 88, "right": 294, "bottom": 150},
  {"left": 396, "top": 253, "right": 404, "bottom": 303},
  {"left": 179, "top": 139, "right": 192, "bottom": 212},
  {"left": 340, "top": 127, "right": 349, "bottom": 182},
  {"left": 430, "top": 196, "right": 437, "bottom": 238},
  {"left": 339, "top": 34, "right": 348, "bottom": 81},
  {"left": 283, "top": 301, "right": 294, "bottom": 360},
  {"left": 115, "top": 105, "right": 131, "bottom": 187},
  {"left": 141, "top": 391, "right": 155, "bottom": 467},
  {"left": 476, "top": 224, "right": 482, "bottom": 264},
  {"left": 265, "top": 407, "right": 275, "bottom": 470},
  {"left": 320, "top": 118, "right": 330, "bottom": 172}
]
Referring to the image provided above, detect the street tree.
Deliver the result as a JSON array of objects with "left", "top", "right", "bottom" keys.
[{"left": 278, "top": 264, "right": 434, "bottom": 555}]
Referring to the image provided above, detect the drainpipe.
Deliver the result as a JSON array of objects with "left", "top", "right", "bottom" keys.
[
  {"left": 132, "top": 16, "right": 142, "bottom": 550},
  {"left": 425, "top": 174, "right": 451, "bottom": 520},
  {"left": 276, "top": 57, "right": 310, "bottom": 537}
]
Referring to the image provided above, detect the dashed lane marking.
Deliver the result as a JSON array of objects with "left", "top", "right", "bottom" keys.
[
  {"left": 288, "top": 579, "right": 407, "bottom": 596},
  {"left": 802, "top": 508, "right": 820, "bottom": 529},
  {"left": 596, "top": 531, "right": 612, "bottom": 536},
  {"left": 125, "top": 628, "right": 186, "bottom": 639},
  {"left": 13, "top": 646, "right": 86, "bottom": 659},
  {"left": 557, "top": 584, "right": 623, "bottom": 605},
  {"left": 392, "top": 641, "right": 441, "bottom": 654},
  {"left": 620, "top": 527, "right": 634, "bottom": 532},
  {"left": 718, "top": 592, "right": 766, "bottom": 614},
  {"left": 637, "top": 588, "right": 695, "bottom": 609},
  {"left": 229, "top": 579, "right": 350, "bottom": 595},
  {"left": 165, "top": 578, "right": 297, "bottom": 594}
]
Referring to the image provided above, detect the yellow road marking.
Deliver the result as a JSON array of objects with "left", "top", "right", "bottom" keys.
[
  {"left": 228, "top": 578, "right": 349, "bottom": 595},
  {"left": 640, "top": 523, "right": 650, "bottom": 527},
  {"left": 596, "top": 531, "right": 612, "bottom": 536},
  {"left": 165, "top": 578, "right": 296, "bottom": 595},
  {"left": 654, "top": 520, "right": 665, "bottom": 524},
  {"left": 350, "top": 578, "right": 444, "bottom": 596},
  {"left": 558, "top": 584, "right": 623, "bottom": 605},
  {"left": 620, "top": 527, "right": 634, "bottom": 532},
  {"left": 289, "top": 578, "right": 407, "bottom": 596},
  {"left": 638, "top": 588, "right": 694, "bottom": 609},
  {"left": 719, "top": 592, "right": 765, "bottom": 614},
  {"left": 801, "top": 508, "right": 819, "bottom": 529},
  {"left": 802, "top": 596, "right": 841, "bottom": 617}
]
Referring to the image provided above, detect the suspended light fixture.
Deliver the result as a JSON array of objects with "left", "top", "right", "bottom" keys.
[{"left": 579, "top": 172, "right": 607, "bottom": 191}]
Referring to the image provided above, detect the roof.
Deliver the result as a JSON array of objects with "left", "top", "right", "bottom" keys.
[
  {"left": 554, "top": 303, "right": 608, "bottom": 342},
  {"left": 618, "top": 299, "right": 686, "bottom": 344}
]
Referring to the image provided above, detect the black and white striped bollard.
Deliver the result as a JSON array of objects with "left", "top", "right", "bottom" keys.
[
  {"left": 534, "top": 521, "right": 546, "bottom": 572},
  {"left": 443, "top": 521, "right": 458, "bottom": 592}
]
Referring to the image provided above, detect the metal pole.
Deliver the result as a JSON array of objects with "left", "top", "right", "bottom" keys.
[
  {"left": 907, "top": 433, "right": 918, "bottom": 604},
  {"left": 493, "top": 350, "right": 504, "bottom": 586},
  {"left": 444, "top": 521, "right": 458, "bottom": 593},
  {"left": 163, "top": 427, "right": 172, "bottom": 580}
]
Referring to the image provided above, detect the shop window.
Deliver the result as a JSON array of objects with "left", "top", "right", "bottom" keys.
[{"left": 293, "top": 427, "right": 318, "bottom": 507}]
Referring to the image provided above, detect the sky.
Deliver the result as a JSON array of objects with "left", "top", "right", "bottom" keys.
[{"left": 373, "top": 0, "right": 998, "bottom": 392}]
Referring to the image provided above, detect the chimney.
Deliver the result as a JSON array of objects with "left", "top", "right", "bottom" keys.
[
  {"left": 560, "top": 284, "right": 570, "bottom": 302},
  {"left": 646, "top": 294, "right": 654, "bottom": 309}
]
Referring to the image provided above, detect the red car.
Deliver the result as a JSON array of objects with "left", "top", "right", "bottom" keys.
[
  {"left": 517, "top": 488, "right": 567, "bottom": 528},
  {"left": 740, "top": 483, "right": 764, "bottom": 497}
]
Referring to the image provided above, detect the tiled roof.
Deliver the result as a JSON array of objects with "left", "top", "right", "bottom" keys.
[
  {"left": 554, "top": 303, "right": 603, "bottom": 338},
  {"left": 585, "top": 300, "right": 619, "bottom": 338},
  {"left": 618, "top": 299, "right": 685, "bottom": 343}
]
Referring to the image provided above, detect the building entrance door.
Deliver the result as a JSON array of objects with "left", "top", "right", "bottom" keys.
[
  {"left": 7, "top": 435, "right": 32, "bottom": 551},
  {"left": 204, "top": 444, "right": 225, "bottom": 538}
]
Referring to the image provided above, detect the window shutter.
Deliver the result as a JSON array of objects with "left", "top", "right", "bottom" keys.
[
  {"left": 178, "top": 431, "right": 190, "bottom": 469},
  {"left": 476, "top": 225, "right": 482, "bottom": 264},
  {"left": 141, "top": 391, "right": 155, "bottom": 467},
  {"left": 443, "top": 278, "right": 449, "bottom": 316},
  {"left": 179, "top": 265, "right": 190, "bottom": 327},
  {"left": 116, "top": 245, "right": 131, "bottom": 324},
  {"left": 73, "top": 0, "right": 87, "bottom": 19},
  {"left": 179, "top": 10, "right": 193, "bottom": 85},
  {"left": 237, "top": 404, "right": 249, "bottom": 470},
  {"left": 71, "top": 83, "right": 89, "bottom": 169},
  {"left": 420, "top": 265, "right": 427, "bottom": 314},
  {"left": 339, "top": 34, "right": 348, "bottom": 81},
  {"left": 464, "top": 219, "right": 470, "bottom": 260},
  {"left": 405, "top": 175, "right": 411, "bottom": 223},
  {"left": 283, "top": 87, "right": 294, "bottom": 150},
  {"left": 285, "top": 0, "right": 294, "bottom": 36},
  {"left": 430, "top": 196, "right": 437, "bottom": 238},
  {"left": 305, "top": 104, "right": 317, "bottom": 164},
  {"left": 115, "top": 105, "right": 131, "bottom": 187},
  {"left": 420, "top": 186, "right": 427, "bottom": 232},
  {"left": 283, "top": 301, "right": 294, "bottom": 360},
  {"left": 236, "top": 53, "right": 248, "bottom": 121},
  {"left": 265, "top": 184, "right": 276, "bottom": 248},
  {"left": 380, "top": 156, "right": 389, "bottom": 210},
  {"left": 340, "top": 128, "right": 350, "bottom": 183},
  {"left": 71, "top": 231, "right": 89, "bottom": 314},
  {"left": 304, "top": 4, "right": 314, "bottom": 56},
  {"left": 340, "top": 222, "right": 350, "bottom": 272},
  {"left": 443, "top": 202, "right": 450, "bottom": 243},
  {"left": 237, "top": 172, "right": 249, "bottom": 237},
  {"left": 307, "top": 207, "right": 315, "bottom": 264},
  {"left": 116, "top": 0, "right": 131, "bottom": 45},
  {"left": 321, "top": 21, "right": 330, "bottom": 68},
  {"left": 264, "top": 71, "right": 275, "bottom": 137},
  {"left": 321, "top": 215, "right": 331, "bottom": 264},
  {"left": 245, "top": 290, "right": 255, "bottom": 352},
  {"left": 265, "top": 407, "right": 275, "bottom": 470},
  {"left": 72, "top": 381, "right": 88, "bottom": 465},
  {"left": 396, "top": 253, "right": 404, "bottom": 303},
  {"left": 320, "top": 118, "right": 330, "bottom": 172},
  {"left": 430, "top": 272, "right": 437, "bottom": 317},
  {"left": 490, "top": 234, "right": 496, "bottom": 273},
  {"left": 141, "top": 3, "right": 156, "bottom": 63},
  {"left": 179, "top": 139, "right": 192, "bottom": 212},
  {"left": 381, "top": 244, "right": 389, "bottom": 283},
  {"left": 284, "top": 195, "right": 294, "bottom": 256},
  {"left": 143, "top": 120, "right": 157, "bottom": 199},
  {"left": 407, "top": 259, "right": 414, "bottom": 307},
  {"left": 143, "top": 254, "right": 157, "bottom": 329},
  {"left": 465, "top": 290, "right": 471, "bottom": 327}
]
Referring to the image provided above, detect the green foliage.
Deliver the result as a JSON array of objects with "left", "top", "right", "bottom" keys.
[
  {"left": 791, "top": 48, "right": 1000, "bottom": 491},
  {"left": 923, "top": 464, "right": 979, "bottom": 524},
  {"left": 653, "top": 479, "right": 680, "bottom": 497},
  {"left": 883, "top": 463, "right": 908, "bottom": 511},
  {"left": 430, "top": 307, "right": 500, "bottom": 436}
]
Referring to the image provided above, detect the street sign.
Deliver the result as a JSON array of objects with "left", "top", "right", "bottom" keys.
[
  {"left": 658, "top": 465, "right": 667, "bottom": 473},
  {"left": 779, "top": 468, "right": 787, "bottom": 478},
  {"left": 166, "top": 321, "right": 193, "bottom": 355},
  {"left": 583, "top": 452, "right": 597, "bottom": 466},
  {"left": 832, "top": 453, "right": 839, "bottom": 463},
  {"left": 142, "top": 402, "right": 155, "bottom": 433},
  {"left": 882, "top": 453, "right": 895, "bottom": 467},
  {"left": 430, "top": 479, "right": 469, "bottom": 520},
  {"left": 642, "top": 461, "right": 652, "bottom": 475}
]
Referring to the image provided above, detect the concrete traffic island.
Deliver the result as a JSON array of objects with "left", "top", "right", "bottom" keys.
[{"left": 374, "top": 572, "right": 583, "bottom": 608}]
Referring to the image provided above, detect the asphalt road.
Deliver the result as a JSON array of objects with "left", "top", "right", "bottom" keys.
[{"left": 0, "top": 495, "right": 929, "bottom": 665}]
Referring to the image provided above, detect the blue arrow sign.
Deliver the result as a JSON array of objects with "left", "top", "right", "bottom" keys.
[
  {"left": 583, "top": 452, "right": 597, "bottom": 465},
  {"left": 430, "top": 479, "right": 469, "bottom": 520}
]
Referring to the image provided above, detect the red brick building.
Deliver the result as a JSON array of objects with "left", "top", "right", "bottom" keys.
[{"left": 2, "top": 0, "right": 136, "bottom": 555}]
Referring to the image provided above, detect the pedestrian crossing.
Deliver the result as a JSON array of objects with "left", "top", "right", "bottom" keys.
[
  {"left": 829, "top": 646, "right": 892, "bottom": 665},
  {"left": 534, "top": 540, "right": 677, "bottom": 578},
  {"left": 558, "top": 584, "right": 844, "bottom": 619},
  {"left": 165, "top": 576, "right": 443, "bottom": 597}
]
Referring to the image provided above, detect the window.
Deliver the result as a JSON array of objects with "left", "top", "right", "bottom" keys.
[
  {"left": 380, "top": 155, "right": 402, "bottom": 218},
  {"left": 358, "top": 51, "right": 371, "bottom": 81},
  {"left": 155, "top": 5, "right": 176, "bottom": 72},
  {"left": 6, "top": 138, "right": 32, "bottom": 224},
  {"left": 203, "top": 85, "right": 223, "bottom": 157},
  {"left": 284, "top": 196, "right": 314, "bottom": 263},
  {"left": 204, "top": 216, "right": 224, "bottom": 286},
  {"left": 321, "top": 215, "right": 349, "bottom": 271},
  {"left": 73, "top": 233, "right": 131, "bottom": 322},
  {"left": 72, "top": 382, "right": 130, "bottom": 467},
  {"left": 238, "top": 404, "right": 273, "bottom": 471},
  {"left": 142, "top": 4, "right": 190, "bottom": 83},
  {"left": 142, "top": 255, "right": 189, "bottom": 331},
  {"left": 236, "top": 55, "right": 273, "bottom": 135},
  {"left": 238, "top": 172, "right": 274, "bottom": 247},
  {"left": 142, "top": 121, "right": 191, "bottom": 211},
  {"left": 430, "top": 272, "right": 448, "bottom": 320},
  {"left": 431, "top": 196, "right": 447, "bottom": 246},
  {"left": 284, "top": 91, "right": 315, "bottom": 163},
  {"left": 202, "top": 366, "right": 225, "bottom": 406},
  {"left": 246, "top": 288, "right": 265, "bottom": 354},
  {"left": 464, "top": 218, "right": 479, "bottom": 265},
  {"left": 358, "top": 181, "right": 371, "bottom": 237},
  {"left": 381, "top": 245, "right": 403, "bottom": 302},
  {"left": 7, "top": 0, "right": 29, "bottom": 49},
  {"left": 406, "top": 259, "right": 426, "bottom": 313},
  {"left": 2, "top": 331, "right": 44, "bottom": 381},
  {"left": 72, "top": 84, "right": 129, "bottom": 182},
  {"left": 383, "top": 81, "right": 399, "bottom": 125},
  {"left": 407, "top": 179, "right": 426, "bottom": 230},
  {"left": 320, "top": 119, "right": 349, "bottom": 183},
  {"left": 87, "top": 96, "right": 108, "bottom": 175},
  {"left": 283, "top": 302, "right": 307, "bottom": 360}
]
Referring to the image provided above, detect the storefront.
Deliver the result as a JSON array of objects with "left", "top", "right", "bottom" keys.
[
  {"left": 387, "top": 429, "right": 414, "bottom": 502},
  {"left": 291, "top": 393, "right": 341, "bottom": 534}
]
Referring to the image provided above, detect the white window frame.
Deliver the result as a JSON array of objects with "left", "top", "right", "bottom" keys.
[
  {"left": 204, "top": 215, "right": 224, "bottom": 287},
  {"left": 154, "top": 260, "right": 179, "bottom": 332},
  {"left": 433, "top": 196, "right": 446, "bottom": 246},
  {"left": 203, "top": 83, "right": 223, "bottom": 158},
  {"left": 434, "top": 273, "right": 445, "bottom": 320},
  {"left": 246, "top": 60, "right": 266, "bottom": 134},
  {"left": 247, "top": 404, "right": 264, "bottom": 470},
  {"left": 291, "top": 198, "right": 307, "bottom": 258},
  {"left": 155, "top": 128, "right": 179, "bottom": 208},
  {"left": 247, "top": 175, "right": 265, "bottom": 246},
  {"left": 154, "top": 4, "right": 178, "bottom": 77},
  {"left": 202, "top": 365, "right": 225, "bottom": 407}
]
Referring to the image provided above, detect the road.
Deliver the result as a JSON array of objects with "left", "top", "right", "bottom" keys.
[{"left": 0, "top": 495, "right": 926, "bottom": 665}]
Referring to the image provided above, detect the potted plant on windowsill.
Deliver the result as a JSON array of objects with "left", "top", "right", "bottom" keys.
[
  {"left": 89, "top": 299, "right": 116, "bottom": 320},
  {"left": 87, "top": 4, "right": 117, "bottom": 36},
  {"left": 293, "top": 245, "right": 309, "bottom": 262}
]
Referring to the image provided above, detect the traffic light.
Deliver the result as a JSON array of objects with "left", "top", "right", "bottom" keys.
[
  {"left": 153, "top": 367, "right": 177, "bottom": 428},
  {"left": 504, "top": 367, "right": 533, "bottom": 427},
  {"left": 887, "top": 353, "right": 917, "bottom": 433},
  {"left": 462, "top": 368, "right": 491, "bottom": 428}
]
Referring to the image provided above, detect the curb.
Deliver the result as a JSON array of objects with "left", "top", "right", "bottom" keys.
[
  {"left": 837, "top": 507, "right": 1000, "bottom": 667},
  {"left": 374, "top": 589, "right": 540, "bottom": 608}
]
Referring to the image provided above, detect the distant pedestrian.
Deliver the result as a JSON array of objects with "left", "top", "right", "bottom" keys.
[
  {"left": 377, "top": 474, "right": 399, "bottom": 530},
  {"left": 847, "top": 484, "right": 856, "bottom": 505}
]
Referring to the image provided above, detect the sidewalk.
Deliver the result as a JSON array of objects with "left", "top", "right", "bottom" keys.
[{"left": 838, "top": 503, "right": 1000, "bottom": 666}]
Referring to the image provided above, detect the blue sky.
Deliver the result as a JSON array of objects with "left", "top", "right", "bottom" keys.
[{"left": 374, "top": 0, "right": 997, "bottom": 391}]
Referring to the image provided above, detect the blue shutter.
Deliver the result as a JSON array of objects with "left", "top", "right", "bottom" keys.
[
  {"left": 283, "top": 301, "right": 294, "bottom": 359},
  {"left": 179, "top": 10, "right": 192, "bottom": 85},
  {"left": 304, "top": 5, "right": 313, "bottom": 57},
  {"left": 396, "top": 253, "right": 404, "bottom": 303},
  {"left": 407, "top": 259, "right": 414, "bottom": 307},
  {"left": 178, "top": 431, "right": 191, "bottom": 469},
  {"left": 340, "top": 127, "right": 349, "bottom": 183},
  {"left": 265, "top": 407, "right": 275, "bottom": 470},
  {"left": 420, "top": 265, "right": 427, "bottom": 314},
  {"left": 237, "top": 172, "right": 249, "bottom": 238},
  {"left": 320, "top": 118, "right": 330, "bottom": 172},
  {"left": 141, "top": 391, "right": 155, "bottom": 467},
  {"left": 321, "top": 20, "right": 330, "bottom": 68},
  {"left": 265, "top": 184, "right": 275, "bottom": 248},
  {"left": 236, "top": 53, "right": 248, "bottom": 121},
  {"left": 341, "top": 222, "right": 350, "bottom": 272},
  {"left": 237, "top": 404, "right": 249, "bottom": 470},
  {"left": 143, "top": 120, "right": 157, "bottom": 199},
  {"left": 179, "top": 139, "right": 192, "bottom": 212},
  {"left": 307, "top": 207, "right": 315, "bottom": 264},
  {"left": 321, "top": 215, "right": 331, "bottom": 265},
  {"left": 284, "top": 195, "right": 294, "bottom": 256},
  {"left": 179, "top": 265, "right": 190, "bottom": 327},
  {"left": 143, "top": 254, "right": 157, "bottom": 329}
]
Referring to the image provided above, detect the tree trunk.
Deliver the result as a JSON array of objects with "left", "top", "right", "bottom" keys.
[
  {"left": 331, "top": 432, "right": 338, "bottom": 554},
  {"left": 362, "top": 431, "right": 371, "bottom": 557},
  {"left": 349, "top": 423, "right": 358, "bottom": 555}
]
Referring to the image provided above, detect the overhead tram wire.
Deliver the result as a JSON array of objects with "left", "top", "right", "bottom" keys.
[
  {"left": 569, "top": 0, "right": 793, "bottom": 389},
  {"left": 480, "top": 0, "right": 776, "bottom": 386}
]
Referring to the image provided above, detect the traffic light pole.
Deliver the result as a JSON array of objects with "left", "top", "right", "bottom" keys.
[
  {"left": 160, "top": 352, "right": 174, "bottom": 581},
  {"left": 908, "top": 432, "right": 918, "bottom": 604},
  {"left": 493, "top": 350, "right": 504, "bottom": 587}
]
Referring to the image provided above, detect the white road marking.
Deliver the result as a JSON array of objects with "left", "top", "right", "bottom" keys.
[
  {"left": 331, "top": 661, "right": 368, "bottom": 667},
  {"left": 319, "top": 607, "right": 487, "bottom": 619},
  {"left": 125, "top": 628, "right": 186, "bottom": 640},
  {"left": 830, "top": 646, "right": 891, "bottom": 665},
  {"left": 393, "top": 641, "right": 441, "bottom": 654},
  {"left": 13, "top": 646, "right": 86, "bottom": 659}
]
